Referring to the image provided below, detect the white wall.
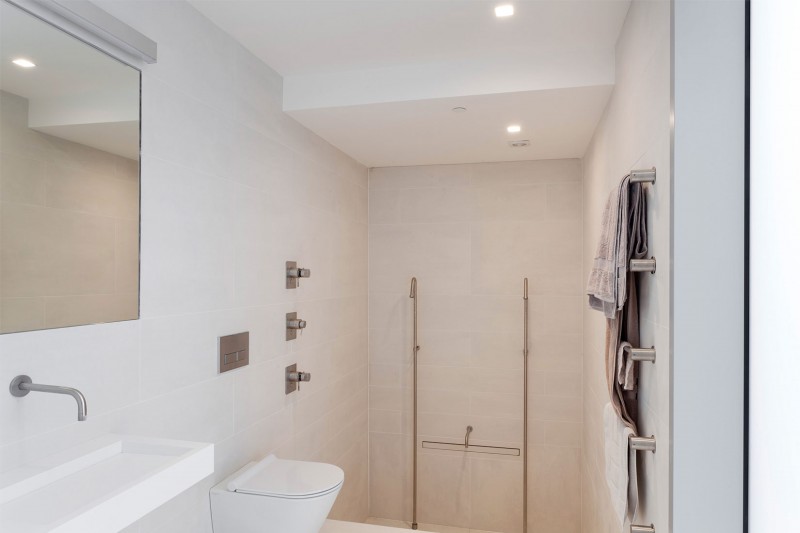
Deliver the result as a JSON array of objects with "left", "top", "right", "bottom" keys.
[
  {"left": 0, "top": 1, "right": 369, "bottom": 531},
  {"left": 368, "top": 160, "right": 584, "bottom": 533},
  {"left": 581, "top": 0, "right": 671, "bottom": 531},
  {"left": 672, "top": 1, "right": 745, "bottom": 532},
  {"left": 749, "top": 0, "right": 800, "bottom": 529}
]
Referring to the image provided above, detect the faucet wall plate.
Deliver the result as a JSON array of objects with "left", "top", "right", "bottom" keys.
[
  {"left": 219, "top": 331, "right": 249, "bottom": 374},
  {"left": 286, "top": 363, "right": 298, "bottom": 394},
  {"left": 286, "top": 312, "right": 307, "bottom": 340},
  {"left": 9, "top": 375, "right": 32, "bottom": 397}
]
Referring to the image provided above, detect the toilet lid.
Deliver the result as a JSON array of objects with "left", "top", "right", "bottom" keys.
[{"left": 228, "top": 455, "right": 344, "bottom": 498}]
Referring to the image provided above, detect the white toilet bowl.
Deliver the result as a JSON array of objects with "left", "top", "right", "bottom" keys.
[{"left": 210, "top": 455, "right": 344, "bottom": 533}]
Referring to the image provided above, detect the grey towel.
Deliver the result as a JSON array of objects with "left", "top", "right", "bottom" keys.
[{"left": 587, "top": 175, "right": 648, "bottom": 318}]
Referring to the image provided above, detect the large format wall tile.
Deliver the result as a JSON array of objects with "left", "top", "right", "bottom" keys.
[{"left": 368, "top": 160, "right": 583, "bottom": 533}]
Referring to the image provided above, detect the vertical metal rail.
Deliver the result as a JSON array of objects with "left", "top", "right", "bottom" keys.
[
  {"left": 409, "top": 277, "right": 419, "bottom": 530},
  {"left": 523, "top": 278, "right": 529, "bottom": 533}
]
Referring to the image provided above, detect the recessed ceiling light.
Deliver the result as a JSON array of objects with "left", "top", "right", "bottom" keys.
[
  {"left": 12, "top": 58, "right": 35, "bottom": 68},
  {"left": 507, "top": 125, "right": 521, "bottom": 133},
  {"left": 495, "top": 4, "right": 514, "bottom": 18},
  {"left": 452, "top": 107, "right": 467, "bottom": 113}
]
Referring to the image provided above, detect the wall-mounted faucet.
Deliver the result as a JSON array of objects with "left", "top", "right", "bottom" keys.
[
  {"left": 286, "top": 261, "right": 311, "bottom": 289},
  {"left": 9, "top": 375, "right": 88, "bottom": 421},
  {"left": 286, "top": 312, "right": 307, "bottom": 340}
]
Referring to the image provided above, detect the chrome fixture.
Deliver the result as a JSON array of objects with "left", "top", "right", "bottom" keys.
[
  {"left": 630, "top": 168, "right": 656, "bottom": 184},
  {"left": 464, "top": 425, "right": 473, "bottom": 448},
  {"left": 631, "top": 525, "right": 656, "bottom": 533},
  {"left": 9, "top": 375, "right": 87, "bottom": 421},
  {"left": 219, "top": 331, "right": 249, "bottom": 373},
  {"left": 286, "top": 312, "right": 307, "bottom": 340},
  {"left": 629, "top": 435, "right": 657, "bottom": 453},
  {"left": 422, "top": 440, "right": 520, "bottom": 456},
  {"left": 629, "top": 347, "right": 657, "bottom": 363},
  {"left": 285, "top": 363, "right": 311, "bottom": 394},
  {"left": 409, "top": 277, "right": 420, "bottom": 531},
  {"left": 630, "top": 257, "right": 657, "bottom": 274},
  {"left": 522, "top": 278, "right": 529, "bottom": 533},
  {"left": 286, "top": 261, "right": 311, "bottom": 289}
]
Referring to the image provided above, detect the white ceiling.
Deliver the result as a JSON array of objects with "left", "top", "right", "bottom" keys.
[
  {"left": 0, "top": 1, "right": 140, "bottom": 159},
  {"left": 191, "top": 0, "right": 633, "bottom": 167}
]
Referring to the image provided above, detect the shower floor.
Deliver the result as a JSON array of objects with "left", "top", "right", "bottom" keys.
[{"left": 364, "top": 517, "right": 502, "bottom": 533}]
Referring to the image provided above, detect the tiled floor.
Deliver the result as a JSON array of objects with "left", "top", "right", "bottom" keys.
[
  {"left": 365, "top": 517, "right": 500, "bottom": 533},
  {"left": 321, "top": 518, "right": 503, "bottom": 533}
]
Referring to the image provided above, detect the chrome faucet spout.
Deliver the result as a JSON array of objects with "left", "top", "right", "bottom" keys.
[{"left": 9, "top": 375, "right": 88, "bottom": 421}]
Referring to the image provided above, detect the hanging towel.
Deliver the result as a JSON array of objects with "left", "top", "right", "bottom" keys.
[
  {"left": 587, "top": 177, "right": 631, "bottom": 318},
  {"left": 587, "top": 176, "right": 648, "bottom": 318},
  {"left": 604, "top": 402, "right": 639, "bottom": 530}
]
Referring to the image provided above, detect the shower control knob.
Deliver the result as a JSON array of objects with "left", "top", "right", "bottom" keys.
[
  {"left": 287, "top": 268, "right": 311, "bottom": 279},
  {"left": 286, "top": 318, "right": 307, "bottom": 330}
]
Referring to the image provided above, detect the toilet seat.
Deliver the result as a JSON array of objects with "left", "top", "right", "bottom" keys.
[{"left": 226, "top": 455, "right": 344, "bottom": 500}]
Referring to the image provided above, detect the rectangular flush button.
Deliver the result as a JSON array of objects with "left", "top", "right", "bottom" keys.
[{"left": 219, "top": 331, "right": 249, "bottom": 373}]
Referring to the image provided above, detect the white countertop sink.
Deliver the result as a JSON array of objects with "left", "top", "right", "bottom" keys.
[{"left": 0, "top": 434, "right": 214, "bottom": 532}]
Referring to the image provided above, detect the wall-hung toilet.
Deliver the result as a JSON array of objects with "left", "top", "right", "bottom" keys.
[{"left": 210, "top": 455, "right": 344, "bottom": 533}]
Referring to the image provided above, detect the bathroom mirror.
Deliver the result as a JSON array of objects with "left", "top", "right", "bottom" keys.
[{"left": 0, "top": 0, "right": 141, "bottom": 334}]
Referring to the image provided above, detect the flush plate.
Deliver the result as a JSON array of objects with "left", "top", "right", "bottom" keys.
[{"left": 219, "top": 331, "right": 249, "bottom": 373}]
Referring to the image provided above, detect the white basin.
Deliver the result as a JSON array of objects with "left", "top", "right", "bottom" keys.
[{"left": 0, "top": 434, "right": 214, "bottom": 532}]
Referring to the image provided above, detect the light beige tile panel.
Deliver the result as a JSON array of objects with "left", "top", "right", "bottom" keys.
[
  {"left": 528, "top": 394, "right": 582, "bottom": 423},
  {"left": 527, "top": 446, "right": 582, "bottom": 533},
  {"left": 369, "top": 292, "right": 414, "bottom": 332},
  {"left": 470, "top": 457, "right": 523, "bottom": 533},
  {"left": 468, "top": 184, "right": 546, "bottom": 222},
  {"left": 469, "top": 392, "right": 524, "bottom": 419},
  {"left": 468, "top": 366, "right": 524, "bottom": 394},
  {"left": 542, "top": 371, "right": 582, "bottom": 398},
  {"left": 418, "top": 389, "right": 470, "bottom": 416},
  {"left": 369, "top": 326, "right": 412, "bottom": 364},
  {"left": 1, "top": 203, "right": 116, "bottom": 297},
  {"left": 45, "top": 162, "right": 139, "bottom": 219},
  {"left": 417, "top": 365, "right": 471, "bottom": 391},
  {"left": 470, "top": 331, "right": 524, "bottom": 370},
  {"left": 370, "top": 385, "right": 412, "bottom": 412},
  {"left": 543, "top": 421, "right": 582, "bottom": 448},
  {"left": 417, "top": 452, "right": 471, "bottom": 529},
  {"left": 0, "top": 152, "right": 46, "bottom": 206},
  {"left": 44, "top": 292, "right": 138, "bottom": 329},
  {"left": 418, "top": 412, "right": 523, "bottom": 443},
  {"left": 545, "top": 182, "right": 583, "bottom": 221},
  {"left": 0, "top": 297, "right": 44, "bottom": 334},
  {"left": 116, "top": 218, "right": 140, "bottom": 294},
  {"left": 470, "top": 219, "right": 582, "bottom": 295},
  {"left": 369, "top": 223, "right": 470, "bottom": 295},
  {"left": 369, "top": 187, "right": 471, "bottom": 224},
  {"left": 369, "top": 432, "right": 413, "bottom": 520},
  {"left": 470, "top": 159, "right": 581, "bottom": 188},
  {"left": 369, "top": 408, "right": 411, "bottom": 435},
  {"left": 415, "top": 329, "right": 471, "bottom": 367},
  {"left": 370, "top": 363, "right": 407, "bottom": 388},
  {"left": 369, "top": 164, "right": 472, "bottom": 190},
  {"left": 530, "top": 336, "right": 583, "bottom": 373}
]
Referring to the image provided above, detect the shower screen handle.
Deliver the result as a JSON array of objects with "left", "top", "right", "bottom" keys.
[{"left": 464, "top": 425, "right": 473, "bottom": 448}]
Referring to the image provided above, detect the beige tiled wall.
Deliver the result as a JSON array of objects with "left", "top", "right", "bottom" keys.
[
  {"left": 581, "top": 1, "right": 671, "bottom": 531},
  {"left": 0, "top": 2, "right": 369, "bottom": 530},
  {"left": 0, "top": 90, "right": 140, "bottom": 333},
  {"left": 368, "top": 160, "right": 583, "bottom": 533}
]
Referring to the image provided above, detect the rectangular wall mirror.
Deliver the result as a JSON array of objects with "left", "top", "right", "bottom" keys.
[{"left": 0, "top": 0, "right": 141, "bottom": 334}]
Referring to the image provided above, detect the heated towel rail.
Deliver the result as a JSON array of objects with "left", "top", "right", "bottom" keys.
[{"left": 628, "top": 168, "right": 658, "bottom": 533}]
